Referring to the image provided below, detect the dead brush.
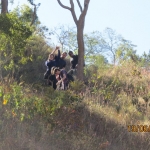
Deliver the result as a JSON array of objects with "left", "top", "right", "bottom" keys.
[{"left": 86, "top": 60, "right": 150, "bottom": 122}]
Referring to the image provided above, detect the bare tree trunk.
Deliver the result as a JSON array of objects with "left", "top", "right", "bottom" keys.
[
  {"left": 57, "top": 0, "right": 90, "bottom": 81},
  {"left": 77, "top": 17, "right": 85, "bottom": 80},
  {"left": 1, "top": 0, "right": 8, "bottom": 14},
  {"left": 77, "top": 26, "right": 84, "bottom": 80}
]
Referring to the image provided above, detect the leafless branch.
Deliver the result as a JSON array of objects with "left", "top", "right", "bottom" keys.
[
  {"left": 84, "top": 0, "right": 90, "bottom": 6},
  {"left": 30, "top": 4, "right": 37, "bottom": 26},
  {"left": 56, "top": 0, "right": 77, "bottom": 25},
  {"left": 57, "top": 0, "right": 71, "bottom": 10},
  {"left": 70, "top": 0, "right": 78, "bottom": 25},
  {"left": 76, "top": 0, "right": 83, "bottom": 12},
  {"left": 78, "top": 0, "right": 90, "bottom": 25}
]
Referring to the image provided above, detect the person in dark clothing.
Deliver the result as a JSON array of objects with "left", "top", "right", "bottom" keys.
[
  {"left": 68, "top": 51, "right": 78, "bottom": 69},
  {"left": 54, "top": 67, "right": 69, "bottom": 90},
  {"left": 44, "top": 54, "right": 56, "bottom": 79},
  {"left": 46, "top": 46, "right": 60, "bottom": 89},
  {"left": 44, "top": 46, "right": 60, "bottom": 88},
  {"left": 50, "top": 46, "right": 67, "bottom": 69},
  {"left": 45, "top": 46, "right": 67, "bottom": 89},
  {"left": 67, "top": 51, "right": 78, "bottom": 76},
  {"left": 48, "top": 74, "right": 57, "bottom": 89},
  {"left": 57, "top": 52, "right": 67, "bottom": 69}
]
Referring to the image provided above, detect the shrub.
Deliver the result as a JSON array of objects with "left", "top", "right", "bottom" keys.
[
  {"left": 69, "top": 80, "right": 86, "bottom": 94},
  {"left": 0, "top": 82, "right": 82, "bottom": 124}
]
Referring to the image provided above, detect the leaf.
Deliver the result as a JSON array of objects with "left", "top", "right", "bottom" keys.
[
  {"left": 0, "top": 93, "right": 2, "bottom": 97},
  {"left": 20, "top": 113, "right": 25, "bottom": 121},
  {"left": 3, "top": 99, "right": 8, "bottom": 105}
]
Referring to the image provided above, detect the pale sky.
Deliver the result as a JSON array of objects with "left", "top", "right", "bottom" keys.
[{"left": 10, "top": 0, "right": 150, "bottom": 56}]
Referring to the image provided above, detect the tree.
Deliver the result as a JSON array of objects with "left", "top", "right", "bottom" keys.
[
  {"left": 57, "top": 0, "right": 90, "bottom": 81},
  {"left": 26, "top": 0, "right": 41, "bottom": 26},
  {"left": 115, "top": 41, "right": 138, "bottom": 64},
  {"left": 1, "top": 0, "right": 8, "bottom": 13},
  {"left": 49, "top": 25, "right": 77, "bottom": 52},
  {"left": 137, "top": 51, "right": 150, "bottom": 68},
  {"left": 115, "top": 43, "right": 137, "bottom": 64},
  {"left": 84, "top": 31, "right": 107, "bottom": 55},
  {"left": 49, "top": 25, "right": 107, "bottom": 64},
  {"left": 0, "top": 12, "right": 32, "bottom": 79},
  {"left": 101, "top": 28, "right": 123, "bottom": 65},
  {"left": 86, "top": 54, "right": 108, "bottom": 67}
]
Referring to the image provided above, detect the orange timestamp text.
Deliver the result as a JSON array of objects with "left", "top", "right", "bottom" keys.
[{"left": 127, "top": 125, "right": 150, "bottom": 132}]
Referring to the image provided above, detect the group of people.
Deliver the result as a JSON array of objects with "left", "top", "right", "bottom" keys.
[{"left": 44, "top": 46, "right": 78, "bottom": 90}]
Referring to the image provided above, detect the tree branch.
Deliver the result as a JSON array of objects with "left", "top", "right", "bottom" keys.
[
  {"left": 78, "top": 0, "right": 90, "bottom": 23},
  {"left": 57, "top": 0, "right": 71, "bottom": 10},
  {"left": 70, "top": 0, "right": 78, "bottom": 25},
  {"left": 28, "top": 1, "right": 41, "bottom": 26},
  {"left": 82, "top": 0, "right": 90, "bottom": 16},
  {"left": 76, "top": 0, "right": 83, "bottom": 12},
  {"left": 30, "top": 4, "right": 37, "bottom": 26}
]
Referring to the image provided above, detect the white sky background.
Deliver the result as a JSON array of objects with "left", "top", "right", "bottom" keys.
[{"left": 9, "top": 0, "right": 150, "bottom": 56}]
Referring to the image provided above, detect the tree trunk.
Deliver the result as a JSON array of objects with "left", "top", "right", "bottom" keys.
[
  {"left": 56, "top": 0, "right": 90, "bottom": 81},
  {"left": 1, "top": 0, "right": 8, "bottom": 14},
  {"left": 77, "top": 19, "right": 85, "bottom": 81}
]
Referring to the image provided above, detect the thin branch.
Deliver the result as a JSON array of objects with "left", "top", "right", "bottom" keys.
[
  {"left": 28, "top": 1, "right": 41, "bottom": 26},
  {"left": 78, "top": 0, "right": 90, "bottom": 22},
  {"left": 83, "top": 0, "right": 90, "bottom": 15},
  {"left": 70, "top": 0, "right": 78, "bottom": 25},
  {"left": 57, "top": 0, "right": 71, "bottom": 10},
  {"left": 76, "top": 0, "right": 83, "bottom": 12},
  {"left": 30, "top": 4, "right": 37, "bottom": 26}
]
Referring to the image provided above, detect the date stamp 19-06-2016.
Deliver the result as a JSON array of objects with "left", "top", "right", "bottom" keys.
[{"left": 127, "top": 125, "right": 150, "bottom": 132}]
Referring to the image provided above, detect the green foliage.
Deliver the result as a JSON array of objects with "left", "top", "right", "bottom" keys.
[
  {"left": 115, "top": 41, "right": 138, "bottom": 64},
  {"left": 84, "top": 31, "right": 103, "bottom": 55},
  {"left": 0, "top": 5, "right": 51, "bottom": 81},
  {"left": 0, "top": 82, "right": 82, "bottom": 123},
  {"left": 86, "top": 54, "right": 108, "bottom": 66},
  {"left": 0, "top": 13, "right": 32, "bottom": 43},
  {"left": 69, "top": 80, "right": 85, "bottom": 93},
  {"left": 19, "top": 35, "right": 51, "bottom": 83},
  {"left": 12, "top": 4, "right": 40, "bottom": 26},
  {"left": 139, "top": 51, "right": 150, "bottom": 67},
  {"left": 0, "top": 13, "right": 32, "bottom": 75}
]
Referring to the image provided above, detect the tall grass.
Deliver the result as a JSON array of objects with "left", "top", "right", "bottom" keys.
[{"left": 1, "top": 61, "right": 150, "bottom": 150}]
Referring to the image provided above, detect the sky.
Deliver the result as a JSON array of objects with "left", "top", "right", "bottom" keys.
[{"left": 9, "top": 0, "right": 150, "bottom": 56}]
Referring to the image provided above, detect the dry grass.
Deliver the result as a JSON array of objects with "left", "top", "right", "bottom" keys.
[
  {"left": 1, "top": 61, "right": 150, "bottom": 150},
  {"left": 0, "top": 98, "right": 150, "bottom": 150}
]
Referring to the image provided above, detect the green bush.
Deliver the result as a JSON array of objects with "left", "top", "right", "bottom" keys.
[
  {"left": 0, "top": 82, "right": 82, "bottom": 123},
  {"left": 69, "top": 80, "right": 86, "bottom": 94}
]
